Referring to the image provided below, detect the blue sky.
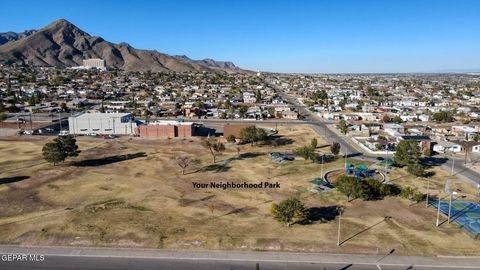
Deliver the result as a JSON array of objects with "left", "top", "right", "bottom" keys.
[{"left": 1, "top": 0, "right": 480, "bottom": 73}]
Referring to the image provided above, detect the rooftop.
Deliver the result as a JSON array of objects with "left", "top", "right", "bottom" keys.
[{"left": 73, "top": 113, "right": 132, "bottom": 119}]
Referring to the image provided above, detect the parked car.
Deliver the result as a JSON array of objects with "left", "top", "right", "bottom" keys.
[
  {"left": 59, "top": 130, "right": 69, "bottom": 136},
  {"left": 87, "top": 132, "right": 99, "bottom": 137}
]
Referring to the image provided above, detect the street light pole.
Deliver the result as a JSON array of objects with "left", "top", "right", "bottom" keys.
[{"left": 448, "top": 191, "right": 457, "bottom": 223}]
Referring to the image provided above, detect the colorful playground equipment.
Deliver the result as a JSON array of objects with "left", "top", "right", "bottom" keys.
[{"left": 345, "top": 163, "right": 374, "bottom": 179}]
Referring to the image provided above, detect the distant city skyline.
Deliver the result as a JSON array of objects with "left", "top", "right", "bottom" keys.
[{"left": 1, "top": 0, "right": 480, "bottom": 73}]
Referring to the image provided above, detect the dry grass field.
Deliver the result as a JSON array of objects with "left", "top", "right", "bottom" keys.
[{"left": 0, "top": 124, "right": 478, "bottom": 255}]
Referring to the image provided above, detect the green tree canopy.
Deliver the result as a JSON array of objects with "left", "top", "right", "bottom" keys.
[
  {"left": 271, "top": 197, "right": 309, "bottom": 227},
  {"left": 337, "top": 120, "right": 348, "bottom": 134},
  {"left": 330, "top": 142, "right": 341, "bottom": 156},
  {"left": 393, "top": 140, "right": 421, "bottom": 167},
  {"left": 42, "top": 142, "right": 68, "bottom": 166},
  {"left": 42, "top": 135, "right": 81, "bottom": 165},
  {"left": 294, "top": 145, "right": 318, "bottom": 162},
  {"left": 239, "top": 126, "right": 268, "bottom": 145}
]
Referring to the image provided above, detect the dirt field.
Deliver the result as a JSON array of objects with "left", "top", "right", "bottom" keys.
[{"left": 0, "top": 125, "right": 478, "bottom": 255}]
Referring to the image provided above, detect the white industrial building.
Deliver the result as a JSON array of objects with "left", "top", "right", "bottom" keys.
[
  {"left": 68, "top": 113, "right": 137, "bottom": 135},
  {"left": 83, "top": 58, "right": 106, "bottom": 69}
]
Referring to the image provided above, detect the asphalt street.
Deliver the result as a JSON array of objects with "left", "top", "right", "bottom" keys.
[{"left": 1, "top": 246, "right": 479, "bottom": 270}]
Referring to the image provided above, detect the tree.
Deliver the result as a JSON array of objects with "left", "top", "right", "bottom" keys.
[
  {"left": 238, "top": 105, "right": 249, "bottom": 117},
  {"left": 393, "top": 140, "right": 421, "bottom": 167},
  {"left": 337, "top": 120, "right": 348, "bottom": 134},
  {"left": 55, "top": 135, "right": 81, "bottom": 158},
  {"left": 294, "top": 145, "right": 318, "bottom": 162},
  {"left": 202, "top": 137, "right": 225, "bottom": 163},
  {"left": 433, "top": 111, "right": 454, "bottom": 122},
  {"left": 336, "top": 176, "right": 397, "bottom": 201},
  {"left": 313, "top": 89, "right": 328, "bottom": 105},
  {"left": 42, "top": 142, "right": 68, "bottom": 166},
  {"left": 42, "top": 135, "right": 81, "bottom": 165},
  {"left": 330, "top": 142, "right": 341, "bottom": 156},
  {"left": 335, "top": 175, "right": 363, "bottom": 201},
  {"left": 271, "top": 197, "right": 309, "bottom": 227},
  {"left": 255, "top": 89, "right": 262, "bottom": 103},
  {"left": 0, "top": 112, "right": 7, "bottom": 123},
  {"left": 239, "top": 126, "right": 268, "bottom": 145},
  {"left": 60, "top": 103, "right": 68, "bottom": 112},
  {"left": 174, "top": 155, "right": 200, "bottom": 175},
  {"left": 382, "top": 115, "right": 391, "bottom": 123},
  {"left": 310, "top": 138, "right": 318, "bottom": 149},
  {"left": 393, "top": 115, "right": 402, "bottom": 123}
]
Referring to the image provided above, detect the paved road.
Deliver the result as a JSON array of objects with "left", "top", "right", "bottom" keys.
[
  {"left": 1, "top": 246, "right": 479, "bottom": 270},
  {"left": 270, "top": 81, "right": 480, "bottom": 187}
]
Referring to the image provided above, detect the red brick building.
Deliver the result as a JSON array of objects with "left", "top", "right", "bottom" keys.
[
  {"left": 223, "top": 124, "right": 254, "bottom": 138},
  {"left": 137, "top": 121, "right": 196, "bottom": 138}
]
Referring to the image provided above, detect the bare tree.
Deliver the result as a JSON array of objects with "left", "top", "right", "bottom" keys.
[
  {"left": 201, "top": 137, "right": 225, "bottom": 163},
  {"left": 174, "top": 155, "right": 200, "bottom": 175}
]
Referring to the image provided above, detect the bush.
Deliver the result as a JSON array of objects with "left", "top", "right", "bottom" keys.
[
  {"left": 226, "top": 134, "right": 236, "bottom": 143},
  {"left": 400, "top": 186, "right": 425, "bottom": 202},
  {"left": 407, "top": 163, "right": 425, "bottom": 177}
]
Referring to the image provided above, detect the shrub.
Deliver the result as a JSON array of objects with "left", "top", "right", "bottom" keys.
[{"left": 226, "top": 134, "right": 236, "bottom": 143}]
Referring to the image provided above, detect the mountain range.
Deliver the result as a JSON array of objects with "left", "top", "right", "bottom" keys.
[{"left": 0, "top": 19, "right": 245, "bottom": 73}]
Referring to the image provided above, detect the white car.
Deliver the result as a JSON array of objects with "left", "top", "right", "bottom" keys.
[{"left": 59, "top": 130, "right": 69, "bottom": 136}]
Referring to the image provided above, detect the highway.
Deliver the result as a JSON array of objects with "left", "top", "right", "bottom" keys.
[{"left": 1, "top": 246, "right": 479, "bottom": 270}]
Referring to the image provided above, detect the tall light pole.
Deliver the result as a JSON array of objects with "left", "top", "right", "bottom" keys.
[
  {"left": 448, "top": 191, "right": 457, "bottom": 223},
  {"left": 445, "top": 179, "right": 452, "bottom": 223}
]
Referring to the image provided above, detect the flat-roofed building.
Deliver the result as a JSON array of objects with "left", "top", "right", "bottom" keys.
[
  {"left": 82, "top": 58, "right": 106, "bottom": 70},
  {"left": 68, "top": 113, "right": 136, "bottom": 135},
  {"left": 137, "top": 120, "right": 197, "bottom": 138}
]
